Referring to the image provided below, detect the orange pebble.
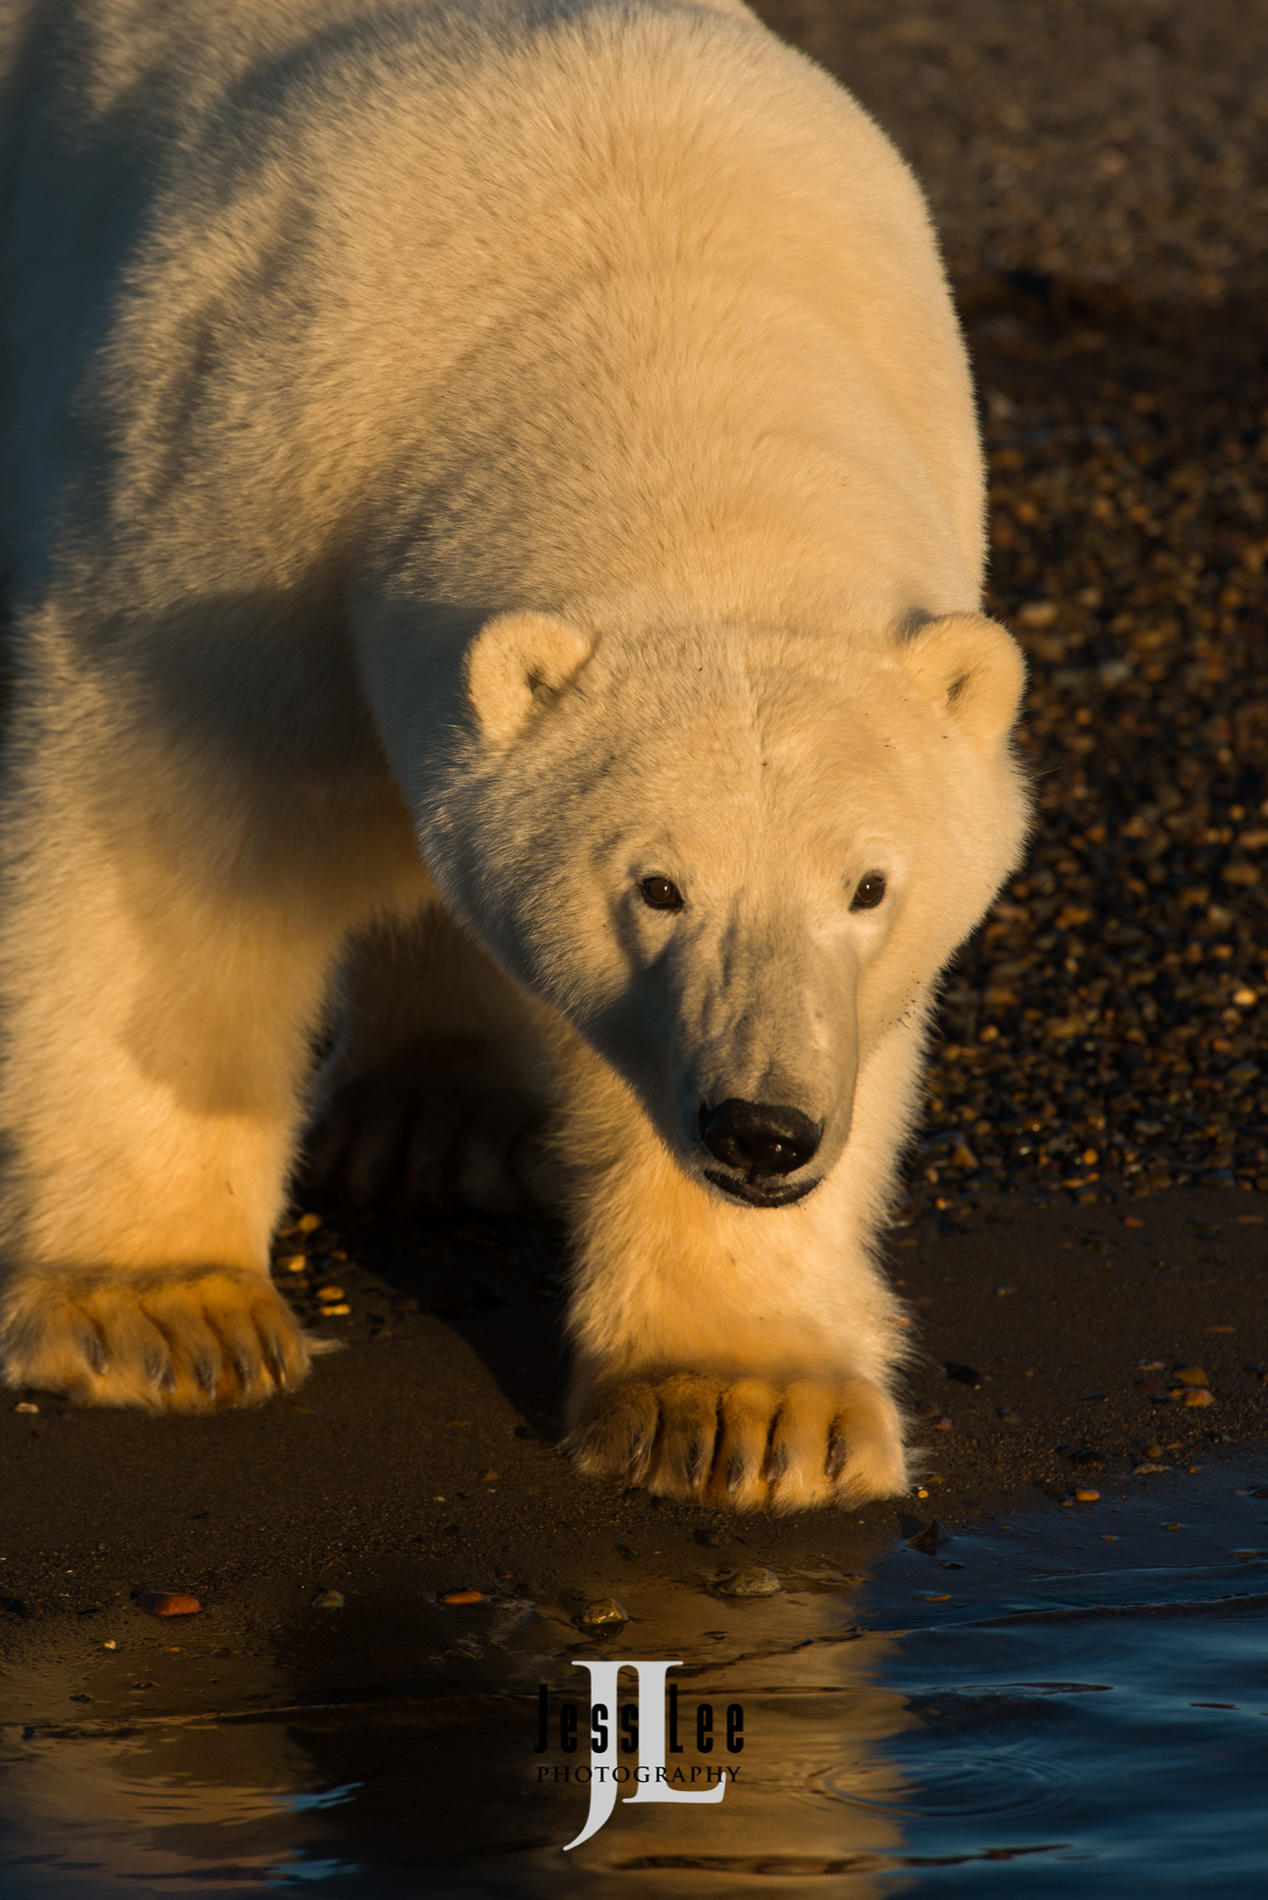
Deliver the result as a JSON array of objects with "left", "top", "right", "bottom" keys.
[
  {"left": 134, "top": 1591, "right": 201, "bottom": 1617},
  {"left": 442, "top": 1589, "right": 485, "bottom": 1605}
]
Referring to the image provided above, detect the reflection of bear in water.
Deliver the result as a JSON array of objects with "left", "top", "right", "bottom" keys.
[{"left": 0, "top": 0, "right": 1028, "bottom": 1508}]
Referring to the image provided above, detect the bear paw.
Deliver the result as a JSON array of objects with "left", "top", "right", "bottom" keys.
[
  {"left": 571, "top": 1372, "right": 908, "bottom": 1512},
  {"left": 304, "top": 1066, "right": 560, "bottom": 1213},
  {"left": 0, "top": 1267, "right": 318, "bottom": 1411}
]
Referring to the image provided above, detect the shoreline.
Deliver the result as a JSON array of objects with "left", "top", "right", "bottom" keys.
[{"left": 2, "top": 1181, "right": 1263, "bottom": 1686}]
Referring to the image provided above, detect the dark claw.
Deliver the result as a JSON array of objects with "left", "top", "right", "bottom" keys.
[
  {"left": 260, "top": 1331, "right": 289, "bottom": 1389},
  {"left": 826, "top": 1433, "right": 849, "bottom": 1481},
  {"left": 233, "top": 1352, "right": 255, "bottom": 1395},
  {"left": 81, "top": 1334, "right": 108, "bottom": 1377},
  {"left": 726, "top": 1453, "right": 746, "bottom": 1494},
  {"left": 147, "top": 1353, "right": 175, "bottom": 1393},
  {"left": 685, "top": 1440, "right": 705, "bottom": 1489},
  {"left": 763, "top": 1444, "right": 788, "bottom": 1485},
  {"left": 194, "top": 1355, "right": 218, "bottom": 1396},
  {"left": 627, "top": 1432, "right": 652, "bottom": 1485}
]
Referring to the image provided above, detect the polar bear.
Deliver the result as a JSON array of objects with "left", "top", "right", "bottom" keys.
[{"left": 0, "top": 0, "right": 1027, "bottom": 1508}]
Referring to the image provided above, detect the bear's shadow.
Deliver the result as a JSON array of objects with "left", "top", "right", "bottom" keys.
[{"left": 316, "top": 1203, "right": 572, "bottom": 1434}]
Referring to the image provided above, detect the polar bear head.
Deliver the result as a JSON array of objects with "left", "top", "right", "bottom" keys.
[{"left": 401, "top": 607, "right": 1027, "bottom": 1208}]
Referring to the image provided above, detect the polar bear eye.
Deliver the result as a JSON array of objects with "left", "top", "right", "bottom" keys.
[
  {"left": 851, "top": 872, "right": 887, "bottom": 911},
  {"left": 640, "top": 875, "right": 684, "bottom": 911}
]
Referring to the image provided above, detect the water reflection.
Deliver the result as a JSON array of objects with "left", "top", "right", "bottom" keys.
[
  {"left": 0, "top": 1570, "right": 914, "bottom": 1895},
  {"left": 1, "top": 1515, "right": 1266, "bottom": 1894}
]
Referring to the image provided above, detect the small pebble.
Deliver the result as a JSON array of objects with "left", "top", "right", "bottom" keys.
[
  {"left": 935, "top": 1416, "right": 954, "bottom": 1431},
  {"left": 1182, "top": 1388, "right": 1215, "bottom": 1408},
  {"left": 716, "top": 1566, "right": 783, "bottom": 1598},
  {"left": 294, "top": 1213, "right": 322, "bottom": 1234},
  {"left": 134, "top": 1592, "right": 201, "bottom": 1617},
  {"left": 478, "top": 1470, "right": 499, "bottom": 1484},
  {"left": 320, "top": 1304, "right": 351, "bottom": 1317},
  {"left": 1171, "top": 1365, "right": 1209, "bottom": 1387},
  {"left": 996, "top": 1407, "right": 1024, "bottom": 1430},
  {"left": 316, "top": 1285, "right": 345, "bottom": 1302},
  {"left": 1144, "top": 1444, "right": 1165, "bottom": 1459},
  {"left": 994, "top": 1284, "right": 1018, "bottom": 1296},
  {"left": 578, "top": 1597, "right": 630, "bottom": 1628},
  {"left": 13, "top": 1402, "right": 38, "bottom": 1414},
  {"left": 1074, "top": 1489, "right": 1100, "bottom": 1503},
  {"left": 1134, "top": 1462, "right": 1170, "bottom": 1474},
  {"left": 906, "top": 1519, "right": 951, "bottom": 1553},
  {"left": 442, "top": 1589, "right": 484, "bottom": 1605},
  {"left": 278, "top": 1255, "right": 307, "bottom": 1273},
  {"left": 445, "top": 1638, "right": 484, "bottom": 1661},
  {"left": 916, "top": 1399, "right": 941, "bottom": 1419},
  {"left": 102, "top": 1640, "right": 117, "bottom": 1650},
  {"left": 945, "top": 1362, "right": 983, "bottom": 1387},
  {"left": 312, "top": 1589, "right": 344, "bottom": 1610}
]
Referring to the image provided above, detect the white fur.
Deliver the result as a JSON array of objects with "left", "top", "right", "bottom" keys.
[{"left": 0, "top": 0, "right": 1028, "bottom": 1502}]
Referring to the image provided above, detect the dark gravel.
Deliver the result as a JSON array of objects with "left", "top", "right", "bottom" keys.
[{"left": 754, "top": 0, "right": 1268, "bottom": 1212}]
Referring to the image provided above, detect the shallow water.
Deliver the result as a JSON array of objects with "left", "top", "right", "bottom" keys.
[{"left": 2, "top": 1479, "right": 1266, "bottom": 1897}]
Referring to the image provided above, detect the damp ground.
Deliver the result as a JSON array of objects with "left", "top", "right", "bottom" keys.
[{"left": 1, "top": 1188, "right": 1265, "bottom": 1895}]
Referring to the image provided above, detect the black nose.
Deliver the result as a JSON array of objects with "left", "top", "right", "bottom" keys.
[{"left": 698, "top": 1099, "right": 822, "bottom": 1178}]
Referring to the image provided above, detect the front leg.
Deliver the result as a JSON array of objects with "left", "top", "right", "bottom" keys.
[
  {"left": 561, "top": 1063, "right": 910, "bottom": 1512},
  {"left": 0, "top": 703, "right": 385, "bottom": 1411}
]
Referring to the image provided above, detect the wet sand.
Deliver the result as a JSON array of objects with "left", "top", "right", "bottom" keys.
[{"left": 1, "top": 1185, "right": 1263, "bottom": 1674}]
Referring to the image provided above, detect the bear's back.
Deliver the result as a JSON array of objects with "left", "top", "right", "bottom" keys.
[{"left": 0, "top": 0, "right": 981, "bottom": 616}]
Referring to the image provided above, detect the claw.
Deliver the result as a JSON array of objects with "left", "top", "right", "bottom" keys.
[
  {"left": 232, "top": 1351, "right": 255, "bottom": 1395},
  {"left": 147, "top": 1352, "right": 175, "bottom": 1393},
  {"left": 685, "top": 1439, "right": 706, "bottom": 1489},
  {"left": 194, "top": 1354, "right": 218, "bottom": 1397},
  {"left": 627, "top": 1431, "right": 652, "bottom": 1485},
  {"left": 260, "top": 1330, "right": 289, "bottom": 1390},
  {"left": 826, "top": 1432, "right": 849, "bottom": 1481},
  {"left": 726, "top": 1452, "right": 746, "bottom": 1494},
  {"left": 81, "top": 1333, "right": 108, "bottom": 1377},
  {"left": 763, "top": 1444, "right": 788, "bottom": 1485}
]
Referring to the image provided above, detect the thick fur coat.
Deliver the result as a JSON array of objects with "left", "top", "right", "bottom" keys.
[{"left": 0, "top": 0, "right": 1028, "bottom": 1507}]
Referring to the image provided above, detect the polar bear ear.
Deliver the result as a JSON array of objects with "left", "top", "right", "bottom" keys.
[
  {"left": 464, "top": 611, "right": 594, "bottom": 745},
  {"left": 900, "top": 612, "right": 1026, "bottom": 749}
]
